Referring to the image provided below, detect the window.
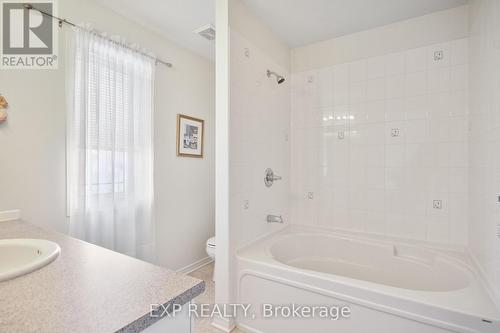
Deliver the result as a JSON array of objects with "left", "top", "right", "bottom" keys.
[{"left": 67, "top": 27, "right": 155, "bottom": 257}]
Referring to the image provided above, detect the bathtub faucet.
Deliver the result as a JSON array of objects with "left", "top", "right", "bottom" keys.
[{"left": 267, "top": 215, "right": 283, "bottom": 223}]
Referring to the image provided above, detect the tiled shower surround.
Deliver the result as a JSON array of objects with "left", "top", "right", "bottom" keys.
[
  {"left": 230, "top": 30, "right": 290, "bottom": 249},
  {"left": 291, "top": 39, "right": 469, "bottom": 245}
]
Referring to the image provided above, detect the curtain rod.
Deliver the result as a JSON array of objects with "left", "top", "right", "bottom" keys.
[{"left": 23, "top": 3, "right": 173, "bottom": 68}]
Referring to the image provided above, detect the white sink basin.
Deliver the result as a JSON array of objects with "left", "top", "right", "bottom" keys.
[{"left": 0, "top": 239, "right": 60, "bottom": 282}]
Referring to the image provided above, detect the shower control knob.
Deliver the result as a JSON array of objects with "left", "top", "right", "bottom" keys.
[{"left": 264, "top": 168, "right": 282, "bottom": 187}]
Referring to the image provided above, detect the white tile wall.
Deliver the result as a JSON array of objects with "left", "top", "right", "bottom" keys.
[
  {"left": 468, "top": 0, "right": 500, "bottom": 306},
  {"left": 230, "top": 31, "right": 290, "bottom": 249},
  {"left": 291, "top": 38, "right": 469, "bottom": 245}
]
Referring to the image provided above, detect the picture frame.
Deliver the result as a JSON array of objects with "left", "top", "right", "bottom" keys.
[{"left": 176, "top": 114, "right": 204, "bottom": 158}]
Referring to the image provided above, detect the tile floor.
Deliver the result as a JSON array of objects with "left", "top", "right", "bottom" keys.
[{"left": 188, "top": 263, "right": 246, "bottom": 333}]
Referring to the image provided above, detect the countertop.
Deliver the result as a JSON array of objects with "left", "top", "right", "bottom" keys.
[{"left": 0, "top": 220, "right": 205, "bottom": 333}]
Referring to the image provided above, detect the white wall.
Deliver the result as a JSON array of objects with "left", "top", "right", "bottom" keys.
[
  {"left": 468, "top": 0, "right": 500, "bottom": 306},
  {"left": 0, "top": 0, "right": 214, "bottom": 271},
  {"left": 230, "top": 30, "right": 290, "bottom": 250},
  {"left": 229, "top": 0, "right": 290, "bottom": 70},
  {"left": 292, "top": 5, "right": 470, "bottom": 72},
  {"left": 220, "top": 1, "right": 290, "bottom": 324},
  {"left": 290, "top": 7, "right": 469, "bottom": 246},
  {"left": 229, "top": 0, "right": 290, "bottom": 253},
  {"left": 214, "top": 0, "right": 231, "bottom": 329}
]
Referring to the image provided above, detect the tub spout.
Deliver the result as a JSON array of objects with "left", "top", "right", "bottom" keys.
[{"left": 267, "top": 215, "right": 283, "bottom": 223}]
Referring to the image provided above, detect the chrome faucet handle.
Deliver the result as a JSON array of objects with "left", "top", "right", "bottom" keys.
[{"left": 264, "top": 168, "right": 281, "bottom": 187}]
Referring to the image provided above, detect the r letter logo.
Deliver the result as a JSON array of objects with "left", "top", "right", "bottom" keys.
[{"left": 1, "top": 1, "right": 58, "bottom": 69}]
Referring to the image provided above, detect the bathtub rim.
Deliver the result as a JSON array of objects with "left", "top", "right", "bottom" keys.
[
  {"left": 236, "top": 225, "right": 500, "bottom": 324},
  {"left": 236, "top": 268, "right": 490, "bottom": 333},
  {"left": 265, "top": 231, "right": 476, "bottom": 291},
  {"left": 283, "top": 223, "right": 500, "bottom": 309},
  {"left": 237, "top": 223, "right": 469, "bottom": 256}
]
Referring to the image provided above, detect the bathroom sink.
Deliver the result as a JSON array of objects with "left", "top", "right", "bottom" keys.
[{"left": 0, "top": 239, "right": 60, "bottom": 282}]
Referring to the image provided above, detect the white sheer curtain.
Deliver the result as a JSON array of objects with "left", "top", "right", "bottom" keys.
[{"left": 66, "top": 26, "right": 155, "bottom": 262}]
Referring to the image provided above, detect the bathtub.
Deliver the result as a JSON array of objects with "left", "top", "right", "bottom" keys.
[{"left": 236, "top": 226, "right": 500, "bottom": 333}]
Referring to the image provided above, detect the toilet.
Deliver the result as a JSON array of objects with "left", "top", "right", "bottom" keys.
[{"left": 206, "top": 236, "right": 215, "bottom": 281}]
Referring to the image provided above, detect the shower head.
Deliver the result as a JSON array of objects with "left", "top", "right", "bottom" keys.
[{"left": 267, "top": 70, "right": 285, "bottom": 84}]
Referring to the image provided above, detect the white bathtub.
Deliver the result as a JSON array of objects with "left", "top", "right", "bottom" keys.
[{"left": 236, "top": 226, "right": 500, "bottom": 333}]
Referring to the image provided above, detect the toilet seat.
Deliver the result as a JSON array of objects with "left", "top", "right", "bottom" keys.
[
  {"left": 206, "top": 236, "right": 216, "bottom": 282},
  {"left": 207, "top": 237, "right": 215, "bottom": 248}
]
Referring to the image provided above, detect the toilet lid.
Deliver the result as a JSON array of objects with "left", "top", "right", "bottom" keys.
[{"left": 207, "top": 237, "right": 216, "bottom": 248}]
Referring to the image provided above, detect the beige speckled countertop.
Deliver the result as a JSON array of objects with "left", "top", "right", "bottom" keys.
[{"left": 0, "top": 220, "right": 205, "bottom": 333}]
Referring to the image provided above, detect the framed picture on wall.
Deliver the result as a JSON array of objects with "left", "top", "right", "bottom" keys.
[{"left": 177, "top": 114, "right": 204, "bottom": 158}]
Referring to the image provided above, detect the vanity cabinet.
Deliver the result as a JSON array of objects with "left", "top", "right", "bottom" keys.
[{"left": 142, "top": 303, "right": 193, "bottom": 333}]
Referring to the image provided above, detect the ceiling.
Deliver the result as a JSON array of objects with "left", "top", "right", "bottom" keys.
[
  {"left": 94, "top": 0, "right": 215, "bottom": 60},
  {"left": 94, "top": 0, "right": 468, "bottom": 60},
  {"left": 241, "top": 0, "right": 468, "bottom": 48}
]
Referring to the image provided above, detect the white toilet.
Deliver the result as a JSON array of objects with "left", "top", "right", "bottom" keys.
[{"left": 206, "top": 236, "right": 215, "bottom": 281}]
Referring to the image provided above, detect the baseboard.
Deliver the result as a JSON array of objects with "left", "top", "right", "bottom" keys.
[
  {"left": 0, "top": 210, "right": 21, "bottom": 222},
  {"left": 177, "top": 256, "right": 213, "bottom": 274},
  {"left": 237, "top": 322, "right": 264, "bottom": 333},
  {"left": 211, "top": 316, "right": 235, "bottom": 332}
]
